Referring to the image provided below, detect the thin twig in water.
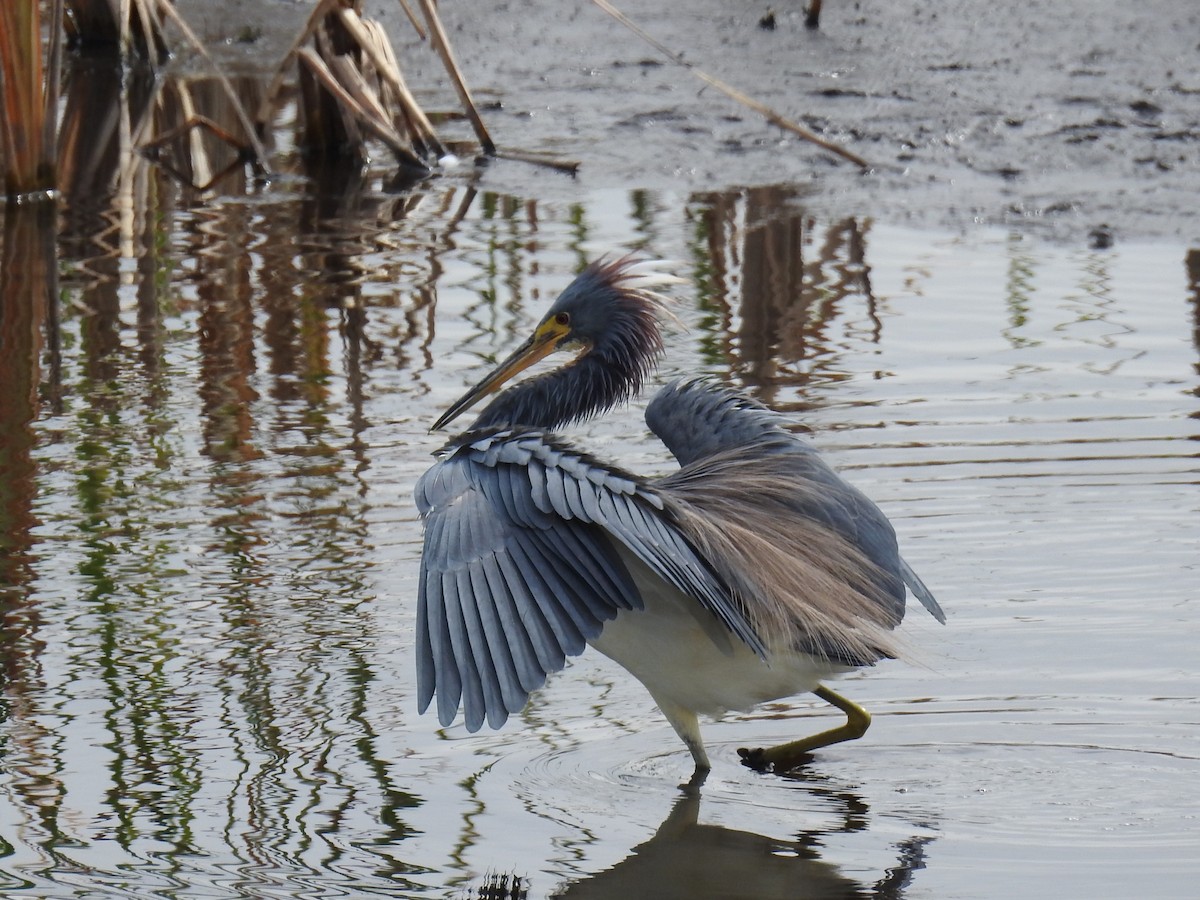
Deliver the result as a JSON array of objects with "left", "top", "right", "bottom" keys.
[
  {"left": 588, "top": 0, "right": 869, "bottom": 169},
  {"left": 494, "top": 149, "right": 580, "bottom": 175}
]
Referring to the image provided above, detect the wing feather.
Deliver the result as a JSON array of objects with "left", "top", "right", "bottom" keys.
[
  {"left": 497, "top": 537, "right": 587, "bottom": 657},
  {"left": 456, "top": 566, "right": 518, "bottom": 727},
  {"left": 464, "top": 564, "right": 528, "bottom": 718},
  {"left": 416, "top": 559, "right": 455, "bottom": 716},
  {"left": 543, "top": 463, "right": 568, "bottom": 515},
  {"left": 441, "top": 569, "right": 486, "bottom": 730},
  {"left": 480, "top": 552, "right": 564, "bottom": 678},
  {"left": 415, "top": 429, "right": 763, "bottom": 732}
]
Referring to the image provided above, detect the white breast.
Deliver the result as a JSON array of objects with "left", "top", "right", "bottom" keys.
[{"left": 588, "top": 546, "right": 848, "bottom": 717}]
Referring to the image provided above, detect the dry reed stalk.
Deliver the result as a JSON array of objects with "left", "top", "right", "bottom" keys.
[
  {"left": 589, "top": 0, "right": 868, "bottom": 169},
  {"left": 395, "top": 0, "right": 426, "bottom": 40},
  {"left": 256, "top": 0, "right": 342, "bottom": 133},
  {"left": 336, "top": 9, "right": 445, "bottom": 157},
  {"left": 59, "top": 0, "right": 267, "bottom": 178},
  {"left": 62, "top": 0, "right": 168, "bottom": 61},
  {"left": 273, "top": 0, "right": 442, "bottom": 172},
  {"left": 415, "top": 0, "right": 494, "bottom": 154},
  {"left": 297, "top": 45, "right": 428, "bottom": 170},
  {"left": 0, "top": 0, "right": 64, "bottom": 197}
]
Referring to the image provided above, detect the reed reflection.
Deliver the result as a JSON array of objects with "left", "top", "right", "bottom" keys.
[
  {"left": 1003, "top": 232, "right": 1040, "bottom": 349},
  {"left": 689, "top": 186, "right": 877, "bottom": 409},
  {"left": 549, "top": 776, "right": 934, "bottom": 900},
  {"left": 0, "top": 59, "right": 457, "bottom": 891},
  {"left": 0, "top": 203, "right": 63, "bottom": 879},
  {"left": 0, "top": 204, "right": 54, "bottom": 594},
  {"left": 179, "top": 177, "right": 416, "bottom": 890}
]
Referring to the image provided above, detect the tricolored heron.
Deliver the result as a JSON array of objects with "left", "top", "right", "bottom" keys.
[{"left": 415, "top": 256, "right": 944, "bottom": 774}]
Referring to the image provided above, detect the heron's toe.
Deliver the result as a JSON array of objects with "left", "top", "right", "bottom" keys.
[
  {"left": 737, "top": 746, "right": 771, "bottom": 772},
  {"left": 739, "top": 744, "right": 818, "bottom": 775}
]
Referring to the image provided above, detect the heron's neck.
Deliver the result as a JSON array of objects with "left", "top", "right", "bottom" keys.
[{"left": 469, "top": 353, "right": 634, "bottom": 433}]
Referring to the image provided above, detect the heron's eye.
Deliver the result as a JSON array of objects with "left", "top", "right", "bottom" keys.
[{"left": 554, "top": 312, "right": 570, "bottom": 327}]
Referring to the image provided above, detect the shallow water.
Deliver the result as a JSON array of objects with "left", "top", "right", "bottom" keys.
[{"left": 2, "top": 159, "right": 1198, "bottom": 900}]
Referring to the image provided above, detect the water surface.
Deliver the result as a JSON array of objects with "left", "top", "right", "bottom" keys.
[{"left": 1, "top": 167, "right": 1197, "bottom": 899}]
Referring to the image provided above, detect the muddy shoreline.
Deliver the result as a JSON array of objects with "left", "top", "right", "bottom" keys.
[{"left": 182, "top": 0, "right": 1200, "bottom": 244}]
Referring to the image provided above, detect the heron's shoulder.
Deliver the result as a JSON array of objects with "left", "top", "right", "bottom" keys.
[{"left": 646, "top": 378, "right": 806, "bottom": 465}]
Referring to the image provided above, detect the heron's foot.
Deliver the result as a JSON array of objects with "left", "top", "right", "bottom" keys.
[
  {"left": 739, "top": 685, "right": 873, "bottom": 775},
  {"left": 737, "top": 745, "right": 815, "bottom": 774}
]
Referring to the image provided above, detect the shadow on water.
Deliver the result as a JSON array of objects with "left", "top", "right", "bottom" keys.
[
  {"left": 2, "top": 41, "right": 1199, "bottom": 897},
  {"left": 542, "top": 773, "right": 934, "bottom": 900}
]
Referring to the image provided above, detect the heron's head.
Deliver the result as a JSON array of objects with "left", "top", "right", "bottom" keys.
[{"left": 432, "top": 256, "right": 681, "bottom": 432}]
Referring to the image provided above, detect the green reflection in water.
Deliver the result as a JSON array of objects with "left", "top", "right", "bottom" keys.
[{"left": 1003, "top": 232, "right": 1040, "bottom": 349}]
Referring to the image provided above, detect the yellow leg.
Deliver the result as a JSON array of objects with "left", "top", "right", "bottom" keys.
[{"left": 738, "top": 684, "right": 872, "bottom": 774}]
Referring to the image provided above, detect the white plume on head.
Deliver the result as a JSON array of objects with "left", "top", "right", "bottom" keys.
[
  {"left": 606, "top": 256, "right": 688, "bottom": 330},
  {"left": 618, "top": 257, "right": 688, "bottom": 292}
]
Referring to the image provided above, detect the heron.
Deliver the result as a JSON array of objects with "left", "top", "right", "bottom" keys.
[{"left": 414, "top": 256, "right": 944, "bottom": 774}]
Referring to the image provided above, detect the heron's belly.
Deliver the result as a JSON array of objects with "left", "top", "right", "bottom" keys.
[{"left": 589, "top": 552, "right": 847, "bottom": 716}]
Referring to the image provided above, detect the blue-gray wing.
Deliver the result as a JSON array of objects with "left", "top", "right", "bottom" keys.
[
  {"left": 648, "top": 379, "right": 946, "bottom": 627},
  {"left": 414, "top": 430, "right": 763, "bottom": 733}
]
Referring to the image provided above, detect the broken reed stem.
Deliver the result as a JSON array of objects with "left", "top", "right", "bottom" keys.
[
  {"left": 296, "top": 46, "right": 428, "bottom": 171},
  {"left": 256, "top": 0, "right": 341, "bottom": 132},
  {"left": 416, "top": 0, "right": 495, "bottom": 154},
  {"left": 152, "top": 0, "right": 270, "bottom": 173},
  {"left": 493, "top": 149, "right": 579, "bottom": 175},
  {"left": 336, "top": 8, "right": 445, "bottom": 157},
  {"left": 588, "top": 0, "right": 869, "bottom": 169}
]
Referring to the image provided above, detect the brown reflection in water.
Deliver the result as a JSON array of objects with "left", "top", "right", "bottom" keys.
[
  {"left": 0, "top": 204, "right": 54, "bottom": 593},
  {"left": 549, "top": 777, "right": 933, "bottom": 900},
  {"left": 0, "top": 202, "right": 65, "bottom": 856},
  {"left": 194, "top": 200, "right": 262, "bottom": 462},
  {"left": 689, "top": 186, "right": 877, "bottom": 410},
  {"left": 0, "top": 51, "right": 485, "bottom": 889},
  {"left": 58, "top": 57, "right": 161, "bottom": 406}
]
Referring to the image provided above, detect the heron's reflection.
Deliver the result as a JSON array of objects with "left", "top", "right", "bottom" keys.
[{"left": 548, "top": 772, "right": 934, "bottom": 900}]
